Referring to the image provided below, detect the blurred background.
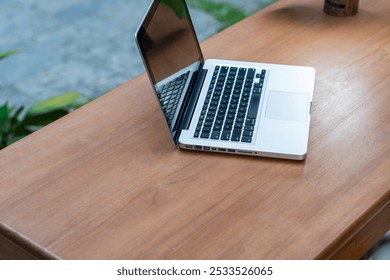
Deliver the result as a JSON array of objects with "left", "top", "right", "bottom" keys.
[
  {"left": 0, "top": 0, "right": 388, "bottom": 259},
  {"left": 0, "top": 0, "right": 275, "bottom": 109}
]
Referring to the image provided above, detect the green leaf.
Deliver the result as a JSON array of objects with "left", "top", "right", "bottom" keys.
[
  {"left": 24, "top": 109, "right": 69, "bottom": 127},
  {"left": 0, "top": 50, "right": 21, "bottom": 61},
  {"left": 0, "top": 104, "right": 9, "bottom": 120},
  {"left": 8, "top": 135, "right": 27, "bottom": 146},
  {"left": 28, "top": 92, "right": 81, "bottom": 115},
  {"left": 0, "top": 104, "right": 10, "bottom": 134}
]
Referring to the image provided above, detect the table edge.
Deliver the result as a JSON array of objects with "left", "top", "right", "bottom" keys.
[{"left": 0, "top": 222, "right": 60, "bottom": 260}]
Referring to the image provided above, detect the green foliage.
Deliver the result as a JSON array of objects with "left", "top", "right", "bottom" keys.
[
  {"left": 29, "top": 92, "right": 81, "bottom": 115},
  {"left": 0, "top": 93, "right": 86, "bottom": 150},
  {"left": 0, "top": 50, "right": 21, "bottom": 61},
  {"left": 188, "top": 0, "right": 247, "bottom": 30},
  {"left": 188, "top": 0, "right": 276, "bottom": 30},
  {"left": 1, "top": 50, "right": 88, "bottom": 149}
]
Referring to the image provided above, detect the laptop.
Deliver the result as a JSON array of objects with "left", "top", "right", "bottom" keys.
[{"left": 135, "top": 0, "right": 315, "bottom": 160}]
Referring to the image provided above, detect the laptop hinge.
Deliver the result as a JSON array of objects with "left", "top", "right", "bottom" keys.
[{"left": 173, "top": 68, "right": 208, "bottom": 144}]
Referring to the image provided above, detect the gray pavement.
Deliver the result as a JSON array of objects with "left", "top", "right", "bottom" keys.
[
  {"left": 1, "top": 0, "right": 269, "bottom": 108},
  {"left": 0, "top": 0, "right": 218, "bottom": 108}
]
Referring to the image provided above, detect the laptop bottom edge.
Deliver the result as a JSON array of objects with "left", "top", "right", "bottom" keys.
[{"left": 178, "top": 143, "right": 307, "bottom": 161}]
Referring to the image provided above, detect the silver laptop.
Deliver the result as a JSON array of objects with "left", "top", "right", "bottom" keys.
[{"left": 136, "top": 0, "right": 315, "bottom": 160}]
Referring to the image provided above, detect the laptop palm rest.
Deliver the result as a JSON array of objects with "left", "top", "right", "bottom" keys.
[{"left": 265, "top": 91, "right": 309, "bottom": 122}]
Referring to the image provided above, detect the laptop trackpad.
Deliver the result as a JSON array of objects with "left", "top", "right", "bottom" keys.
[{"left": 265, "top": 91, "right": 309, "bottom": 122}]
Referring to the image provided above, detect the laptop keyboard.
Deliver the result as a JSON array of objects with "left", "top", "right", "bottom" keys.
[
  {"left": 193, "top": 65, "right": 266, "bottom": 143},
  {"left": 159, "top": 71, "right": 190, "bottom": 127}
]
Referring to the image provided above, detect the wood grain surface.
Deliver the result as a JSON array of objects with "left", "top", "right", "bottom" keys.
[{"left": 0, "top": 0, "right": 389, "bottom": 259}]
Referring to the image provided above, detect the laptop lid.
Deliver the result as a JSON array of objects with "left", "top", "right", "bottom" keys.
[{"left": 136, "top": 0, "right": 205, "bottom": 143}]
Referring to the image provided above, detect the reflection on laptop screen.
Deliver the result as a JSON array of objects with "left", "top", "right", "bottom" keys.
[{"left": 137, "top": 0, "right": 203, "bottom": 131}]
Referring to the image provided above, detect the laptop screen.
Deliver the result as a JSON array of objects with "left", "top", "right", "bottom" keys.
[{"left": 136, "top": 0, "right": 203, "bottom": 134}]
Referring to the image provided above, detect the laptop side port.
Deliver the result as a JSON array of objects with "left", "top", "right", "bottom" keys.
[
  {"left": 185, "top": 145, "right": 193, "bottom": 149},
  {"left": 203, "top": 146, "right": 210, "bottom": 151},
  {"left": 195, "top": 145, "right": 202, "bottom": 150},
  {"left": 228, "top": 149, "right": 236, "bottom": 153},
  {"left": 237, "top": 150, "right": 253, "bottom": 154}
]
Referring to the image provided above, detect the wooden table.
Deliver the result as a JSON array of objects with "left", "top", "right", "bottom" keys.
[{"left": 1, "top": 0, "right": 389, "bottom": 260}]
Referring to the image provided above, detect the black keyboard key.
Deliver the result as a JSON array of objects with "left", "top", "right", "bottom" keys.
[
  {"left": 232, "top": 93, "right": 240, "bottom": 100},
  {"left": 228, "top": 109, "right": 236, "bottom": 115},
  {"left": 239, "top": 101, "right": 248, "bottom": 106},
  {"left": 247, "top": 68, "right": 256, "bottom": 79},
  {"left": 246, "top": 119, "right": 255, "bottom": 125},
  {"left": 241, "top": 136, "right": 252, "bottom": 143},
  {"left": 221, "top": 131, "right": 231, "bottom": 140},
  {"left": 247, "top": 93, "right": 261, "bottom": 119},
  {"left": 243, "top": 131, "right": 253, "bottom": 137},
  {"left": 223, "top": 124, "right": 233, "bottom": 131},
  {"left": 226, "top": 114, "right": 235, "bottom": 120},
  {"left": 219, "top": 104, "right": 228, "bottom": 109},
  {"left": 221, "top": 99, "right": 229, "bottom": 105},
  {"left": 245, "top": 82, "right": 253, "bottom": 88},
  {"left": 237, "top": 112, "right": 246, "bottom": 118},
  {"left": 234, "top": 123, "right": 243, "bottom": 129},
  {"left": 211, "top": 131, "right": 221, "bottom": 139},
  {"left": 216, "top": 114, "right": 225, "bottom": 120},
  {"left": 218, "top": 109, "right": 226, "bottom": 115},
  {"left": 214, "top": 125, "right": 222, "bottom": 131},
  {"left": 221, "top": 66, "right": 229, "bottom": 73},
  {"left": 215, "top": 119, "right": 223, "bottom": 125},
  {"left": 231, "top": 129, "right": 242, "bottom": 141},
  {"left": 200, "top": 133, "right": 210, "bottom": 139},
  {"left": 244, "top": 125, "right": 255, "bottom": 131},
  {"left": 194, "top": 132, "right": 200, "bottom": 138}
]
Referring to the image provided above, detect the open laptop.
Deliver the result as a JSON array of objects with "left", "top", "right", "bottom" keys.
[{"left": 136, "top": 0, "right": 315, "bottom": 160}]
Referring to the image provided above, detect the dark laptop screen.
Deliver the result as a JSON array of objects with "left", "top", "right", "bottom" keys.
[{"left": 136, "top": 0, "right": 203, "bottom": 135}]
